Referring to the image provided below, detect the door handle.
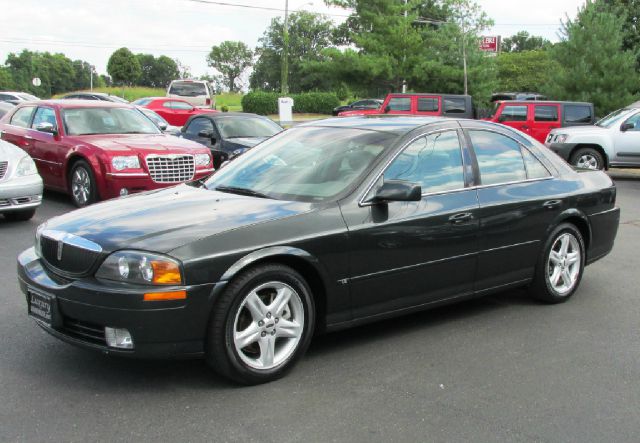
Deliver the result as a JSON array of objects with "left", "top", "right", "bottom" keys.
[
  {"left": 543, "top": 200, "right": 562, "bottom": 210},
  {"left": 449, "top": 212, "right": 474, "bottom": 224}
]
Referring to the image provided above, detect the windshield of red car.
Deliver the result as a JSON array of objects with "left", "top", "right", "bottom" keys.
[{"left": 62, "top": 107, "right": 162, "bottom": 136}]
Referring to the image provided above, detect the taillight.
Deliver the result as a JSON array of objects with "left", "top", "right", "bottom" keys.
[{"left": 206, "top": 98, "right": 211, "bottom": 106}]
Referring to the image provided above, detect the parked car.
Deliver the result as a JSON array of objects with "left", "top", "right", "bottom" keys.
[
  {"left": 179, "top": 113, "right": 283, "bottom": 168},
  {"left": 338, "top": 93, "right": 474, "bottom": 119},
  {"left": 61, "top": 92, "right": 129, "bottom": 103},
  {"left": 491, "top": 92, "right": 547, "bottom": 102},
  {"left": 167, "top": 79, "right": 215, "bottom": 108},
  {"left": 0, "top": 139, "right": 43, "bottom": 221},
  {"left": 136, "top": 106, "right": 181, "bottom": 135},
  {"left": 546, "top": 103, "right": 640, "bottom": 170},
  {"left": 0, "top": 91, "right": 40, "bottom": 105},
  {"left": 0, "top": 101, "right": 15, "bottom": 119},
  {"left": 0, "top": 100, "right": 214, "bottom": 207},
  {"left": 16, "top": 116, "right": 619, "bottom": 385},
  {"left": 132, "top": 97, "right": 218, "bottom": 127},
  {"left": 332, "top": 99, "right": 383, "bottom": 116},
  {"left": 488, "top": 100, "right": 595, "bottom": 144}
]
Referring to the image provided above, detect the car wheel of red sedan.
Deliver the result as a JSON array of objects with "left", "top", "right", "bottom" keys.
[{"left": 69, "top": 160, "right": 97, "bottom": 207}]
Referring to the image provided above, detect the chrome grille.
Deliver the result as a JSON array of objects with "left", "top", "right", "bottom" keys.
[
  {"left": 39, "top": 231, "right": 103, "bottom": 277},
  {"left": 146, "top": 154, "right": 195, "bottom": 183},
  {"left": 0, "top": 161, "right": 7, "bottom": 179}
]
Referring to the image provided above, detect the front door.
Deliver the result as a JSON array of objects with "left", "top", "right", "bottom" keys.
[
  {"left": 611, "top": 111, "right": 640, "bottom": 165},
  {"left": 29, "top": 106, "right": 66, "bottom": 189},
  {"left": 342, "top": 129, "right": 480, "bottom": 319}
]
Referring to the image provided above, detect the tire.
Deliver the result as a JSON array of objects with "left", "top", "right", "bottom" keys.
[
  {"left": 4, "top": 208, "right": 36, "bottom": 221},
  {"left": 569, "top": 147, "right": 604, "bottom": 170},
  {"left": 69, "top": 160, "right": 97, "bottom": 207},
  {"left": 529, "top": 223, "right": 585, "bottom": 304},
  {"left": 206, "top": 264, "right": 315, "bottom": 385}
]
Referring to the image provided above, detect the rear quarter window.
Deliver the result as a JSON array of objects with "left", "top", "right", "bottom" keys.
[
  {"left": 443, "top": 98, "right": 467, "bottom": 114},
  {"left": 564, "top": 105, "right": 593, "bottom": 124}
]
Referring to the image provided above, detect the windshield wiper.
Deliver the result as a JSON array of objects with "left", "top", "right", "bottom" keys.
[{"left": 215, "top": 185, "right": 272, "bottom": 199}]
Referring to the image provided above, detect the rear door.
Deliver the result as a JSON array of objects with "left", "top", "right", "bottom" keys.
[
  {"left": 1, "top": 106, "right": 36, "bottom": 151},
  {"left": 531, "top": 104, "right": 561, "bottom": 143},
  {"left": 497, "top": 103, "right": 531, "bottom": 136},
  {"left": 414, "top": 96, "right": 441, "bottom": 116}
]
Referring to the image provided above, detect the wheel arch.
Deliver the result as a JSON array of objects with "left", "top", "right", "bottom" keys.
[
  {"left": 551, "top": 209, "right": 592, "bottom": 253},
  {"left": 571, "top": 143, "right": 609, "bottom": 170},
  {"left": 64, "top": 149, "right": 106, "bottom": 198}
]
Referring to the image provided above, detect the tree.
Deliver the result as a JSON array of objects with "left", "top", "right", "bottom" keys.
[
  {"left": 546, "top": 0, "right": 637, "bottom": 115},
  {"left": 207, "top": 41, "right": 253, "bottom": 92},
  {"left": 136, "top": 54, "right": 179, "bottom": 87},
  {"left": 496, "top": 50, "right": 558, "bottom": 92},
  {"left": 501, "top": 31, "right": 551, "bottom": 52},
  {"left": 107, "top": 47, "right": 141, "bottom": 86},
  {"left": 0, "top": 66, "right": 14, "bottom": 90},
  {"left": 5, "top": 50, "right": 76, "bottom": 97}
]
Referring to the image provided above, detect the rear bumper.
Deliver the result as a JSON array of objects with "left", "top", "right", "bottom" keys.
[
  {"left": 101, "top": 169, "right": 214, "bottom": 199},
  {"left": 586, "top": 207, "right": 620, "bottom": 265}
]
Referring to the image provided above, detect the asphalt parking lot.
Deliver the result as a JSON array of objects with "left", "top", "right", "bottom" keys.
[{"left": 1, "top": 176, "right": 639, "bottom": 443}]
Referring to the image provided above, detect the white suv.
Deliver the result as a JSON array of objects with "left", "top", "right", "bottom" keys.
[
  {"left": 166, "top": 80, "right": 215, "bottom": 109},
  {"left": 546, "top": 104, "right": 640, "bottom": 170}
]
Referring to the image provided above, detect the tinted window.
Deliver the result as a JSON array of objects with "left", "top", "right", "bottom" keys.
[
  {"left": 168, "top": 101, "right": 193, "bottom": 110},
  {"left": 385, "top": 131, "right": 465, "bottom": 193},
  {"left": 387, "top": 97, "right": 411, "bottom": 111},
  {"left": 500, "top": 105, "right": 528, "bottom": 122},
  {"left": 444, "top": 98, "right": 467, "bottom": 114},
  {"left": 32, "top": 107, "right": 57, "bottom": 130},
  {"left": 132, "top": 98, "right": 152, "bottom": 106},
  {"left": 186, "top": 117, "right": 214, "bottom": 136},
  {"left": 622, "top": 112, "right": 640, "bottom": 131},
  {"left": 417, "top": 97, "right": 439, "bottom": 112},
  {"left": 10, "top": 106, "right": 35, "bottom": 128},
  {"left": 217, "top": 117, "right": 282, "bottom": 138},
  {"left": 521, "top": 147, "right": 551, "bottom": 179},
  {"left": 469, "top": 130, "right": 527, "bottom": 185},
  {"left": 169, "top": 81, "right": 208, "bottom": 96},
  {"left": 0, "top": 93, "right": 13, "bottom": 101},
  {"left": 534, "top": 105, "right": 558, "bottom": 122},
  {"left": 564, "top": 105, "right": 592, "bottom": 123}
]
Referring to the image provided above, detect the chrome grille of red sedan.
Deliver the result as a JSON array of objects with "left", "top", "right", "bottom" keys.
[{"left": 145, "top": 154, "right": 195, "bottom": 183}]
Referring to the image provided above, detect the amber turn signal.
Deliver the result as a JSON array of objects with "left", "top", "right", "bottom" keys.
[
  {"left": 143, "top": 290, "right": 187, "bottom": 302},
  {"left": 151, "top": 260, "right": 182, "bottom": 285}
]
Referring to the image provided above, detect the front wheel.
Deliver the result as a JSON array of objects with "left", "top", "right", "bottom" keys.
[
  {"left": 529, "top": 223, "right": 585, "bottom": 303},
  {"left": 69, "top": 160, "right": 97, "bottom": 207},
  {"left": 206, "top": 264, "right": 315, "bottom": 385},
  {"left": 570, "top": 147, "right": 604, "bottom": 170}
]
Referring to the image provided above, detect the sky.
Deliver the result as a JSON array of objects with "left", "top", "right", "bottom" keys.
[{"left": 0, "top": 0, "right": 586, "bottom": 79}]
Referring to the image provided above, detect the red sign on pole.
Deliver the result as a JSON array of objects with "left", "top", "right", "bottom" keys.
[{"left": 480, "top": 36, "right": 500, "bottom": 52}]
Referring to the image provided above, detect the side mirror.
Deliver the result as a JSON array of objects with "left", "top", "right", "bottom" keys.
[
  {"left": 158, "top": 122, "right": 168, "bottom": 131},
  {"left": 35, "top": 122, "right": 57, "bottom": 135},
  {"left": 621, "top": 122, "right": 635, "bottom": 132},
  {"left": 198, "top": 129, "right": 214, "bottom": 138},
  {"left": 365, "top": 180, "right": 422, "bottom": 204},
  {"left": 384, "top": 105, "right": 391, "bottom": 113}
]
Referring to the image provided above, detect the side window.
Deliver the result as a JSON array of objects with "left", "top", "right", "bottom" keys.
[
  {"left": 387, "top": 97, "right": 411, "bottom": 111},
  {"left": 10, "top": 106, "right": 35, "bottom": 128},
  {"left": 0, "top": 93, "right": 12, "bottom": 101},
  {"left": 534, "top": 105, "right": 558, "bottom": 122},
  {"left": 162, "top": 101, "right": 174, "bottom": 109},
  {"left": 564, "top": 105, "right": 592, "bottom": 124},
  {"left": 499, "top": 105, "right": 528, "bottom": 122},
  {"left": 469, "top": 130, "right": 527, "bottom": 185},
  {"left": 443, "top": 98, "right": 467, "bottom": 114},
  {"left": 622, "top": 112, "right": 640, "bottom": 131},
  {"left": 186, "top": 118, "right": 214, "bottom": 136},
  {"left": 32, "top": 107, "right": 58, "bottom": 130},
  {"left": 521, "top": 147, "right": 551, "bottom": 179},
  {"left": 417, "top": 97, "right": 439, "bottom": 112},
  {"left": 171, "top": 101, "right": 194, "bottom": 110},
  {"left": 385, "top": 130, "right": 465, "bottom": 194}
]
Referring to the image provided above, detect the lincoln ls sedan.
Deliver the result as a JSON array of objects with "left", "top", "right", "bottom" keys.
[{"left": 17, "top": 116, "right": 620, "bottom": 385}]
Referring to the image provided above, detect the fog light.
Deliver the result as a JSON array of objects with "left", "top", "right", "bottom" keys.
[
  {"left": 105, "top": 327, "right": 134, "bottom": 349},
  {"left": 119, "top": 188, "right": 128, "bottom": 196}
]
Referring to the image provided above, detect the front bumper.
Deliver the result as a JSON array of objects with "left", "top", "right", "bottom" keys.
[
  {"left": 0, "top": 173, "right": 43, "bottom": 213},
  {"left": 102, "top": 168, "right": 214, "bottom": 199},
  {"left": 545, "top": 142, "right": 577, "bottom": 161},
  {"left": 17, "top": 247, "right": 220, "bottom": 358}
]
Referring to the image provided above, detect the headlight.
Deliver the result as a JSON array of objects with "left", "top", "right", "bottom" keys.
[
  {"left": 554, "top": 134, "right": 568, "bottom": 144},
  {"left": 112, "top": 156, "right": 140, "bottom": 171},
  {"left": 96, "top": 251, "right": 183, "bottom": 285},
  {"left": 194, "top": 153, "right": 211, "bottom": 167},
  {"left": 16, "top": 155, "right": 38, "bottom": 176}
]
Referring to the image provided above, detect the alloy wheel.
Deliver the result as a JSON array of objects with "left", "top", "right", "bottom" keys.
[
  {"left": 547, "top": 232, "right": 581, "bottom": 295},
  {"left": 72, "top": 167, "right": 91, "bottom": 205},
  {"left": 576, "top": 154, "right": 599, "bottom": 170}
]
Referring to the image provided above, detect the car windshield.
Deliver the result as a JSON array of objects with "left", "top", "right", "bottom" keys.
[
  {"left": 596, "top": 108, "right": 634, "bottom": 128},
  {"left": 140, "top": 108, "right": 169, "bottom": 126},
  {"left": 132, "top": 98, "right": 153, "bottom": 106},
  {"left": 217, "top": 117, "right": 282, "bottom": 138},
  {"left": 108, "top": 95, "right": 129, "bottom": 103},
  {"left": 205, "top": 127, "right": 393, "bottom": 202},
  {"left": 62, "top": 107, "right": 161, "bottom": 135},
  {"left": 169, "top": 82, "right": 207, "bottom": 96}
]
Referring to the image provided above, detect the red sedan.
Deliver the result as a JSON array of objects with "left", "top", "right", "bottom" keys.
[
  {"left": 0, "top": 100, "right": 214, "bottom": 206},
  {"left": 132, "top": 97, "right": 218, "bottom": 126}
]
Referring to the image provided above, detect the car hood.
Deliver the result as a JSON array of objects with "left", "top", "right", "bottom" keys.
[
  {"left": 338, "top": 109, "right": 380, "bottom": 117},
  {"left": 72, "top": 134, "right": 208, "bottom": 154},
  {"left": 41, "top": 184, "right": 314, "bottom": 253},
  {"left": 0, "top": 139, "right": 28, "bottom": 161},
  {"left": 550, "top": 125, "right": 606, "bottom": 136}
]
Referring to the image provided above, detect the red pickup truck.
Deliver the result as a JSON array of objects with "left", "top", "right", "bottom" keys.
[{"left": 338, "top": 93, "right": 474, "bottom": 119}]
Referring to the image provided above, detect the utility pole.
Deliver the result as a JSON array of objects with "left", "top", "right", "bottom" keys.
[
  {"left": 281, "top": 0, "right": 289, "bottom": 95},
  {"left": 462, "top": 26, "right": 468, "bottom": 95},
  {"left": 89, "top": 65, "right": 94, "bottom": 91},
  {"left": 402, "top": 0, "right": 407, "bottom": 93}
]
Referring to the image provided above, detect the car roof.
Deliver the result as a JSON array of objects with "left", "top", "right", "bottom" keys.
[
  {"left": 299, "top": 116, "right": 447, "bottom": 134},
  {"left": 496, "top": 100, "right": 593, "bottom": 106},
  {"left": 386, "top": 93, "right": 471, "bottom": 98},
  {"left": 20, "top": 99, "right": 132, "bottom": 109}
]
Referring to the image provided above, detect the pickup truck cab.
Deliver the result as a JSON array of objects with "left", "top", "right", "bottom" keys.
[
  {"left": 338, "top": 93, "right": 474, "bottom": 119},
  {"left": 546, "top": 104, "right": 640, "bottom": 170},
  {"left": 488, "top": 101, "right": 594, "bottom": 144}
]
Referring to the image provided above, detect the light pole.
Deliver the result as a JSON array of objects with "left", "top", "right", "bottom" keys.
[
  {"left": 89, "top": 65, "right": 95, "bottom": 91},
  {"left": 281, "top": 0, "right": 289, "bottom": 95}
]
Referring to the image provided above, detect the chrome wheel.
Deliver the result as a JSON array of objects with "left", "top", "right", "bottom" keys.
[
  {"left": 547, "top": 233, "right": 581, "bottom": 295},
  {"left": 71, "top": 166, "right": 91, "bottom": 205},
  {"left": 233, "top": 281, "right": 304, "bottom": 370},
  {"left": 575, "top": 154, "right": 599, "bottom": 170}
]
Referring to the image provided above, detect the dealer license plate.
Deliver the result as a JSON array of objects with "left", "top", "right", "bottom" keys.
[{"left": 28, "top": 290, "right": 55, "bottom": 326}]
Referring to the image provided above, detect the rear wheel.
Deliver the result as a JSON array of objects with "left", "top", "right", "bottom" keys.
[
  {"left": 529, "top": 223, "right": 585, "bottom": 303},
  {"left": 69, "top": 160, "right": 97, "bottom": 207},
  {"left": 4, "top": 209, "right": 36, "bottom": 221},
  {"left": 206, "top": 264, "right": 315, "bottom": 385},
  {"left": 570, "top": 147, "right": 604, "bottom": 170}
]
